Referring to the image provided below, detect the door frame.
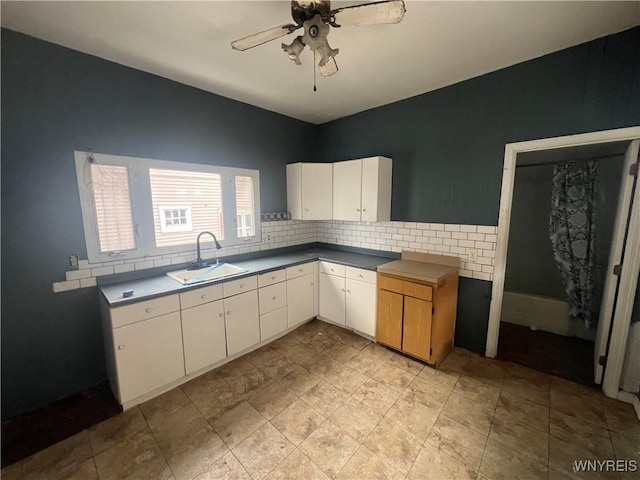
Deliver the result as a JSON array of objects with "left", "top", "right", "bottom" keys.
[{"left": 486, "top": 126, "right": 640, "bottom": 398}]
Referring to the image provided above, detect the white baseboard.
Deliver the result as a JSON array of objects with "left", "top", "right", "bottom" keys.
[{"left": 617, "top": 390, "right": 640, "bottom": 420}]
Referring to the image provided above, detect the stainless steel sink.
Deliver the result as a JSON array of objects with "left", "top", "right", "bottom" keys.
[{"left": 166, "top": 263, "right": 247, "bottom": 285}]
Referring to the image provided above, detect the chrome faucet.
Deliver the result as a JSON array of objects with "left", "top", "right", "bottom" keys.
[{"left": 189, "top": 231, "right": 222, "bottom": 270}]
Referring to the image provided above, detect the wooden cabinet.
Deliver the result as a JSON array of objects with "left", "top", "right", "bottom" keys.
[
  {"left": 319, "top": 272, "right": 346, "bottom": 325},
  {"left": 318, "top": 262, "right": 377, "bottom": 337},
  {"left": 287, "top": 163, "right": 333, "bottom": 220},
  {"left": 333, "top": 156, "right": 392, "bottom": 222},
  {"left": 346, "top": 277, "right": 377, "bottom": 337},
  {"left": 376, "top": 252, "right": 459, "bottom": 366},
  {"left": 224, "top": 290, "right": 260, "bottom": 356},
  {"left": 286, "top": 264, "right": 315, "bottom": 328},
  {"left": 111, "top": 311, "right": 185, "bottom": 404},
  {"left": 182, "top": 300, "right": 227, "bottom": 375}
]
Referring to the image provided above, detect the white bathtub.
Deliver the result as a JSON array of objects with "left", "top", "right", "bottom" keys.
[{"left": 501, "top": 290, "right": 595, "bottom": 341}]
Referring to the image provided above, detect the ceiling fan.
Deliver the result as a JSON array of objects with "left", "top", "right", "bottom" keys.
[{"left": 231, "top": 0, "right": 406, "bottom": 77}]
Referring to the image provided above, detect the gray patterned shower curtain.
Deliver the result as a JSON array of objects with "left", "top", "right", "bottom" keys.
[{"left": 549, "top": 161, "right": 598, "bottom": 328}]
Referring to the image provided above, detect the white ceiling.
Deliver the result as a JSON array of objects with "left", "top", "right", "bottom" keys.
[{"left": 2, "top": 1, "right": 639, "bottom": 124}]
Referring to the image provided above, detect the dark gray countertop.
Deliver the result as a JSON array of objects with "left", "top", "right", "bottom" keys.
[{"left": 100, "top": 246, "right": 396, "bottom": 307}]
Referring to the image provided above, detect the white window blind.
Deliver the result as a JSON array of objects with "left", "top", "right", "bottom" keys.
[
  {"left": 150, "top": 169, "right": 223, "bottom": 247},
  {"left": 236, "top": 175, "right": 255, "bottom": 237},
  {"left": 90, "top": 164, "right": 136, "bottom": 253}
]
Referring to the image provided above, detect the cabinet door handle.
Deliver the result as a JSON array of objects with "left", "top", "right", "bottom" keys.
[
  {"left": 299, "top": 268, "right": 303, "bottom": 272},
  {"left": 341, "top": 288, "right": 346, "bottom": 293},
  {"left": 330, "top": 268, "right": 334, "bottom": 272},
  {"left": 347, "top": 289, "right": 351, "bottom": 294},
  {"left": 117, "top": 345, "right": 125, "bottom": 350},
  {"left": 271, "top": 276, "right": 276, "bottom": 280},
  {"left": 219, "top": 312, "right": 224, "bottom": 318},
  {"left": 240, "top": 284, "right": 244, "bottom": 289},
  {"left": 310, "top": 282, "right": 314, "bottom": 286},
  {"left": 356, "top": 208, "right": 360, "bottom": 212},
  {"left": 272, "top": 296, "right": 277, "bottom": 301},
  {"left": 362, "top": 208, "right": 367, "bottom": 212},
  {"left": 358, "top": 274, "right": 363, "bottom": 278},
  {"left": 226, "top": 311, "right": 231, "bottom": 315},
  {"left": 304, "top": 208, "right": 310, "bottom": 212},
  {"left": 201, "top": 294, "right": 207, "bottom": 299},
  {"left": 145, "top": 308, "right": 152, "bottom": 313}
]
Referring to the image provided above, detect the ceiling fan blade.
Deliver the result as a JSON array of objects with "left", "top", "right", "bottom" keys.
[
  {"left": 319, "top": 57, "right": 338, "bottom": 77},
  {"left": 331, "top": 0, "right": 406, "bottom": 26},
  {"left": 231, "top": 24, "right": 301, "bottom": 51}
]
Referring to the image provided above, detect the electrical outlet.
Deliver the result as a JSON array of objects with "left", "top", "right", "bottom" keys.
[
  {"left": 69, "top": 254, "right": 79, "bottom": 269},
  {"left": 468, "top": 249, "right": 478, "bottom": 262}
]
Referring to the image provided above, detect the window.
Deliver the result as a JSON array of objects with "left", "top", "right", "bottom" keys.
[
  {"left": 75, "top": 151, "right": 261, "bottom": 263},
  {"left": 159, "top": 206, "right": 192, "bottom": 233}
]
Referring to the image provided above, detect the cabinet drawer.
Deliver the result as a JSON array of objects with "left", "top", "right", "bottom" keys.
[
  {"left": 378, "top": 275, "right": 433, "bottom": 301},
  {"left": 223, "top": 275, "right": 257, "bottom": 298},
  {"left": 180, "top": 283, "right": 224, "bottom": 310},
  {"left": 286, "top": 262, "right": 314, "bottom": 279},
  {"left": 345, "top": 266, "right": 376, "bottom": 284},
  {"left": 259, "top": 282, "right": 287, "bottom": 315},
  {"left": 319, "top": 261, "right": 345, "bottom": 277},
  {"left": 258, "top": 269, "right": 286, "bottom": 288},
  {"left": 111, "top": 295, "right": 180, "bottom": 328}
]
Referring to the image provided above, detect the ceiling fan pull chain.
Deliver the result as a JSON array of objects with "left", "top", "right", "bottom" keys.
[{"left": 313, "top": 49, "right": 317, "bottom": 92}]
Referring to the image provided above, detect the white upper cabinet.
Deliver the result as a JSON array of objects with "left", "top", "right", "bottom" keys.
[
  {"left": 287, "top": 163, "right": 333, "bottom": 220},
  {"left": 333, "top": 156, "right": 392, "bottom": 222}
]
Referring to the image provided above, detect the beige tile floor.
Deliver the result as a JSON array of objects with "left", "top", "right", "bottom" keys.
[{"left": 3, "top": 320, "right": 639, "bottom": 480}]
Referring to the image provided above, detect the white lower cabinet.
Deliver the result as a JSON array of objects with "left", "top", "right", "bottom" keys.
[
  {"left": 181, "top": 300, "right": 227, "bottom": 375},
  {"left": 261, "top": 307, "right": 288, "bottom": 340},
  {"left": 112, "top": 311, "right": 185, "bottom": 404},
  {"left": 345, "top": 278, "right": 376, "bottom": 337},
  {"left": 319, "top": 272, "right": 346, "bottom": 325},
  {"left": 287, "top": 273, "right": 315, "bottom": 328},
  {"left": 224, "top": 290, "right": 260, "bottom": 356},
  {"left": 318, "top": 263, "right": 377, "bottom": 336}
]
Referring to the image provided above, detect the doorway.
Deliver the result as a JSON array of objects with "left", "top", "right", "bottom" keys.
[
  {"left": 496, "top": 143, "right": 626, "bottom": 386},
  {"left": 486, "top": 127, "right": 640, "bottom": 401}
]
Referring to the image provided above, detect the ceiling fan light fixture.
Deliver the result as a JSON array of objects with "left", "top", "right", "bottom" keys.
[{"left": 282, "top": 36, "right": 306, "bottom": 65}]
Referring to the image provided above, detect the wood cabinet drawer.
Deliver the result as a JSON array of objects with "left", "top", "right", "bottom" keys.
[
  {"left": 111, "top": 294, "right": 180, "bottom": 328},
  {"left": 378, "top": 275, "right": 433, "bottom": 301},
  {"left": 345, "top": 266, "right": 376, "bottom": 284},
  {"left": 179, "top": 284, "right": 224, "bottom": 310},
  {"left": 286, "top": 262, "right": 315, "bottom": 279},
  {"left": 319, "top": 261, "right": 345, "bottom": 276},
  {"left": 223, "top": 275, "right": 257, "bottom": 298},
  {"left": 258, "top": 269, "right": 286, "bottom": 288},
  {"left": 259, "top": 282, "right": 287, "bottom": 315}
]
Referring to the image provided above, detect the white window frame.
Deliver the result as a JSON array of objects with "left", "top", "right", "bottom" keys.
[
  {"left": 75, "top": 151, "right": 261, "bottom": 263},
  {"left": 159, "top": 206, "right": 193, "bottom": 233}
]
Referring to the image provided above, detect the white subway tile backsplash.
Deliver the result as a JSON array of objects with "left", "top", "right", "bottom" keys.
[
  {"left": 114, "top": 263, "right": 135, "bottom": 274},
  {"left": 91, "top": 266, "right": 114, "bottom": 277},
  {"left": 52, "top": 280, "right": 80, "bottom": 293},
  {"left": 55, "top": 219, "right": 499, "bottom": 292},
  {"left": 80, "top": 277, "right": 97, "bottom": 288},
  {"left": 65, "top": 269, "right": 92, "bottom": 281},
  {"left": 477, "top": 226, "right": 497, "bottom": 234}
]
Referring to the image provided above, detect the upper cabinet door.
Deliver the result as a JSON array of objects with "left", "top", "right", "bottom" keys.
[
  {"left": 333, "top": 159, "right": 362, "bottom": 221},
  {"left": 287, "top": 163, "right": 333, "bottom": 220},
  {"left": 361, "top": 156, "right": 392, "bottom": 222},
  {"left": 301, "top": 163, "right": 333, "bottom": 220}
]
